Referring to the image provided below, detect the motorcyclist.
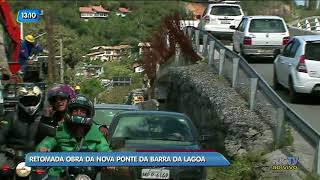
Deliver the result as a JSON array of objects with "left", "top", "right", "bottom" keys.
[
  {"left": 0, "top": 83, "right": 44, "bottom": 172},
  {"left": 18, "top": 34, "right": 44, "bottom": 74},
  {"left": 36, "top": 95, "right": 112, "bottom": 178}
]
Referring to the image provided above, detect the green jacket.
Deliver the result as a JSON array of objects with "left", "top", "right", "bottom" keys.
[{"left": 36, "top": 122, "right": 111, "bottom": 177}]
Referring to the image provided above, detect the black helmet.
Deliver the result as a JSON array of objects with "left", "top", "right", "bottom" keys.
[
  {"left": 66, "top": 95, "right": 94, "bottom": 125},
  {"left": 17, "top": 84, "right": 44, "bottom": 116}
]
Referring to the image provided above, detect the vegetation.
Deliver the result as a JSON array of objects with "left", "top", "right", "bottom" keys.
[
  {"left": 8, "top": 1, "right": 190, "bottom": 98},
  {"left": 207, "top": 152, "right": 266, "bottom": 180}
]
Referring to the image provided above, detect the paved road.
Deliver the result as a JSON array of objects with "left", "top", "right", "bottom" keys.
[
  {"left": 224, "top": 44, "right": 320, "bottom": 133},
  {"left": 250, "top": 60, "right": 320, "bottom": 133}
]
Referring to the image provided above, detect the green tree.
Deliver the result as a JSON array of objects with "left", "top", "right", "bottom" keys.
[{"left": 80, "top": 78, "right": 104, "bottom": 101}]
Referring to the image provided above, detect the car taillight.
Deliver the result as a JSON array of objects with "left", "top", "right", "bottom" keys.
[
  {"left": 1, "top": 165, "right": 10, "bottom": 171},
  {"left": 204, "top": 16, "right": 210, "bottom": 24},
  {"left": 283, "top": 36, "right": 290, "bottom": 45},
  {"left": 35, "top": 169, "right": 45, "bottom": 175},
  {"left": 297, "top": 55, "right": 307, "bottom": 73},
  {"left": 243, "top": 37, "right": 252, "bottom": 45}
]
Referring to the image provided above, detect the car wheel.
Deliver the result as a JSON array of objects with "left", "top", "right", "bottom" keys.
[
  {"left": 289, "top": 77, "right": 299, "bottom": 103},
  {"left": 273, "top": 66, "right": 283, "bottom": 90},
  {"left": 239, "top": 45, "right": 250, "bottom": 62}
]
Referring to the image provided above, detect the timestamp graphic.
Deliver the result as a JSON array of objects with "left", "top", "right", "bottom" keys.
[{"left": 17, "top": 9, "right": 42, "bottom": 23}]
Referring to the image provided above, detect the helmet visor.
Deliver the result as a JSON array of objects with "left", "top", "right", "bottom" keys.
[{"left": 20, "top": 96, "right": 40, "bottom": 106}]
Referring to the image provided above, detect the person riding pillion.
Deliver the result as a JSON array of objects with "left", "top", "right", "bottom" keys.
[
  {"left": 36, "top": 95, "right": 112, "bottom": 177},
  {"left": 41, "top": 84, "right": 76, "bottom": 127}
]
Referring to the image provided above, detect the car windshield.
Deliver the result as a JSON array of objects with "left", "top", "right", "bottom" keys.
[
  {"left": 249, "top": 19, "right": 286, "bottom": 33},
  {"left": 305, "top": 42, "right": 320, "bottom": 61},
  {"left": 210, "top": 6, "right": 241, "bottom": 16},
  {"left": 113, "top": 114, "right": 195, "bottom": 142},
  {"left": 93, "top": 109, "right": 124, "bottom": 126}
]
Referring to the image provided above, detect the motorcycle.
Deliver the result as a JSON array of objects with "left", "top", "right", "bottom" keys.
[
  {"left": 61, "top": 166, "right": 102, "bottom": 180},
  {"left": 0, "top": 147, "right": 48, "bottom": 180}
]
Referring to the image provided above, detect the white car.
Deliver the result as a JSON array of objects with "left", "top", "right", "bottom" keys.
[
  {"left": 273, "top": 35, "right": 320, "bottom": 103},
  {"left": 232, "top": 16, "right": 290, "bottom": 58},
  {"left": 198, "top": 1, "right": 244, "bottom": 37}
]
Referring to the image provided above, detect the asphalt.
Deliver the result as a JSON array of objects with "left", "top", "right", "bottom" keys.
[
  {"left": 250, "top": 59, "right": 320, "bottom": 134},
  {"left": 223, "top": 44, "right": 320, "bottom": 134}
]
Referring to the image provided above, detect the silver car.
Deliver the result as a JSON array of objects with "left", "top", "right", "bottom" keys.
[
  {"left": 232, "top": 16, "right": 290, "bottom": 58},
  {"left": 273, "top": 35, "right": 320, "bottom": 103}
]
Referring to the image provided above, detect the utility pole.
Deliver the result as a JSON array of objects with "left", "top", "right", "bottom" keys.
[
  {"left": 20, "top": 22, "right": 23, "bottom": 40},
  {"left": 59, "top": 39, "right": 64, "bottom": 83},
  {"left": 44, "top": 8, "right": 56, "bottom": 83}
]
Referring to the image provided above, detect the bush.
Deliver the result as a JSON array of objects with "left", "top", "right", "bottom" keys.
[{"left": 207, "top": 153, "right": 266, "bottom": 180}]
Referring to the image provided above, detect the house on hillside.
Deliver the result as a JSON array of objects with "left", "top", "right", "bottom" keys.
[
  {"left": 116, "top": 7, "right": 131, "bottom": 17},
  {"left": 85, "top": 45, "right": 132, "bottom": 62},
  {"left": 133, "top": 62, "right": 144, "bottom": 73},
  {"left": 138, "top": 42, "right": 151, "bottom": 55},
  {"left": 79, "top": 5, "right": 110, "bottom": 19}
]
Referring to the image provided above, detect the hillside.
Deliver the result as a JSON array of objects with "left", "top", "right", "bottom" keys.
[{"left": 8, "top": 1, "right": 188, "bottom": 67}]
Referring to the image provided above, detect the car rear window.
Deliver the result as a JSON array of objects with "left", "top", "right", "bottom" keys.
[
  {"left": 305, "top": 42, "right": 320, "bottom": 61},
  {"left": 210, "top": 6, "right": 241, "bottom": 16},
  {"left": 249, "top": 19, "right": 286, "bottom": 33}
]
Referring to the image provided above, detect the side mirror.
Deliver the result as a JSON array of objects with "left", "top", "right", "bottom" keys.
[
  {"left": 273, "top": 48, "right": 281, "bottom": 59},
  {"left": 230, "top": 25, "right": 236, "bottom": 30}
]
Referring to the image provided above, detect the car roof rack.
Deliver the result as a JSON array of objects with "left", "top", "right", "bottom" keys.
[{"left": 208, "top": 0, "right": 240, "bottom": 4}]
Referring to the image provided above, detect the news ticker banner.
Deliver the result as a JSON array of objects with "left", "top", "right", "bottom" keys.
[{"left": 25, "top": 152, "right": 230, "bottom": 167}]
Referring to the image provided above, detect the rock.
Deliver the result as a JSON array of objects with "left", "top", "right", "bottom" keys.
[{"left": 166, "top": 63, "right": 275, "bottom": 157}]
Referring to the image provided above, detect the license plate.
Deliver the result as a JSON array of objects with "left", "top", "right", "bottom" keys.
[
  {"left": 259, "top": 49, "right": 272, "bottom": 53},
  {"left": 220, "top": 20, "right": 231, "bottom": 24},
  {"left": 141, "top": 169, "right": 170, "bottom": 179}
]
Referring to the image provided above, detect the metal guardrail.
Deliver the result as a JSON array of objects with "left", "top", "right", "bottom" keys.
[
  {"left": 183, "top": 26, "right": 320, "bottom": 176},
  {"left": 291, "top": 16, "right": 320, "bottom": 32}
]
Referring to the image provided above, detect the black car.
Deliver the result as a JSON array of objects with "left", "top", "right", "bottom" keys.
[{"left": 106, "top": 111, "right": 207, "bottom": 180}]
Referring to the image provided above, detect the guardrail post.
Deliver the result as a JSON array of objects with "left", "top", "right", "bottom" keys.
[
  {"left": 208, "top": 41, "right": 215, "bottom": 65},
  {"left": 195, "top": 30, "right": 200, "bottom": 52},
  {"left": 306, "top": 19, "right": 311, "bottom": 31},
  {"left": 232, "top": 58, "right": 240, "bottom": 88},
  {"left": 187, "top": 28, "right": 192, "bottom": 38},
  {"left": 218, "top": 49, "right": 225, "bottom": 76},
  {"left": 313, "top": 140, "right": 320, "bottom": 176},
  {"left": 315, "top": 18, "right": 320, "bottom": 31},
  {"left": 183, "top": 28, "right": 187, "bottom": 36},
  {"left": 175, "top": 44, "right": 180, "bottom": 66},
  {"left": 297, "top": 22, "right": 301, "bottom": 29},
  {"left": 202, "top": 34, "right": 208, "bottom": 56},
  {"left": 275, "top": 108, "right": 285, "bottom": 149},
  {"left": 249, "top": 78, "right": 258, "bottom": 111}
]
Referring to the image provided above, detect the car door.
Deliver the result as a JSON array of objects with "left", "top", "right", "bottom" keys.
[
  {"left": 233, "top": 18, "right": 247, "bottom": 52},
  {"left": 282, "top": 40, "right": 300, "bottom": 86},
  {"left": 277, "top": 41, "right": 293, "bottom": 85}
]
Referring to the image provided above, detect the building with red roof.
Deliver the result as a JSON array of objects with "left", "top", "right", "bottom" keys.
[
  {"left": 79, "top": 5, "right": 110, "bottom": 19},
  {"left": 116, "top": 7, "right": 131, "bottom": 17}
]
